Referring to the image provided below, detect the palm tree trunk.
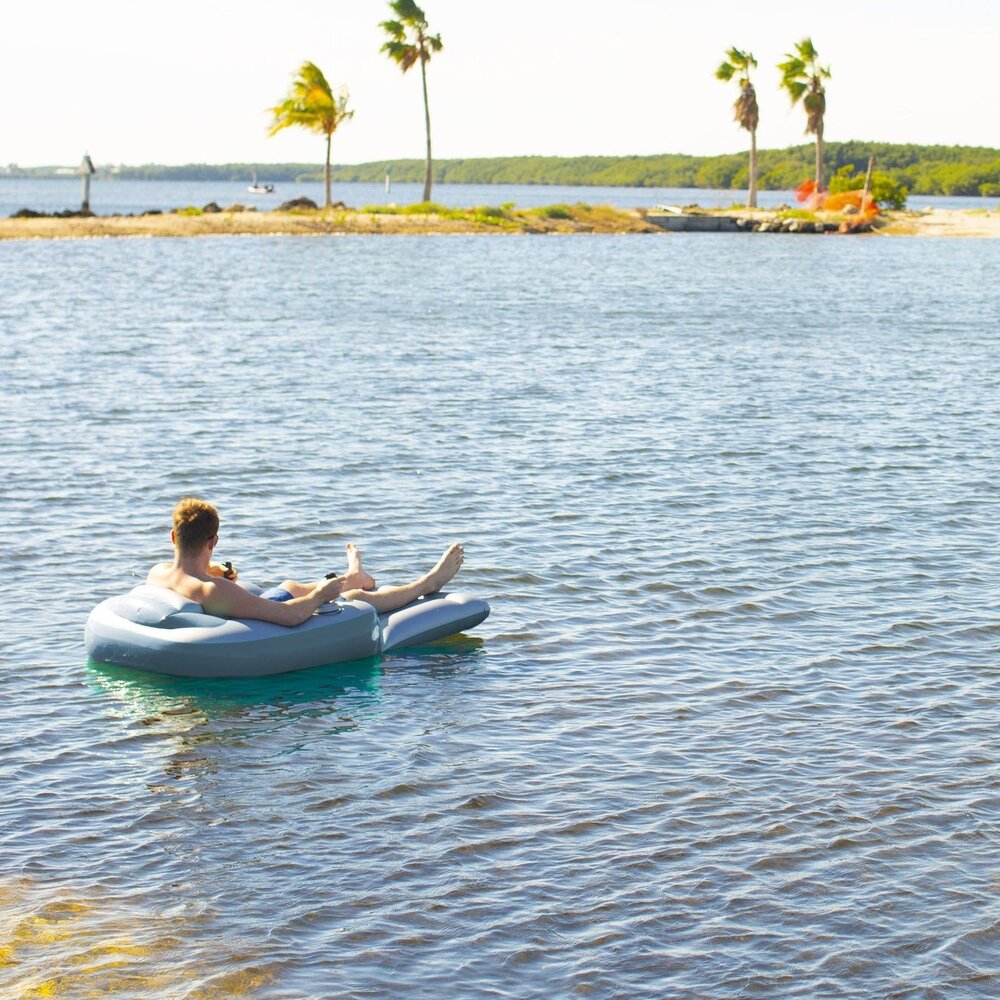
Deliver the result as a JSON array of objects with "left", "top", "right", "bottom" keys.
[
  {"left": 324, "top": 133, "right": 332, "bottom": 208},
  {"left": 748, "top": 129, "right": 758, "bottom": 209},
  {"left": 420, "top": 53, "right": 432, "bottom": 203},
  {"left": 815, "top": 122, "right": 824, "bottom": 192}
]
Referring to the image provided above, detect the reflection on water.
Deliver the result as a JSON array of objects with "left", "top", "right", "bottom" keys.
[
  {"left": 87, "top": 657, "right": 383, "bottom": 724},
  {"left": 87, "top": 657, "right": 385, "bottom": 785},
  {"left": 85, "top": 636, "right": 486, "bottom": 781},
  {"left": 86, "top": 632, "right": 485, "bottom": 727}
]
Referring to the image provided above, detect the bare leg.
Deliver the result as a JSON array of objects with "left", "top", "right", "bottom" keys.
[
  {"left": 341, "top": 544, "right": 464, "bottom": 613},
  {"left": 274, "top": 543, "right": 375, "bottom": 598}
]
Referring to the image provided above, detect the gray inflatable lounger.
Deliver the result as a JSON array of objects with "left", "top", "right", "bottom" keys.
[{"left": 85, "top": 584, "right": 490, "bottom": 678}]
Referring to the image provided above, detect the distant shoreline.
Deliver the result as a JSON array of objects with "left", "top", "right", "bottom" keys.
[
  {"left": 1, "top": 206, "right": 996, "bottom": 240},
  {"left": 5, "top": 142, "right": 1000, "bottom": 198}
]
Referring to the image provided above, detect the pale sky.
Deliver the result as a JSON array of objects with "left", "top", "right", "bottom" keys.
[{"left": 3, "top": 0, "right": 997, "bottom": 167}]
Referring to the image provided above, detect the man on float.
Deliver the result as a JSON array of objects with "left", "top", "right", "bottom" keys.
[{"left": 147, "top": 498, "right": 465, "bottom": 627}]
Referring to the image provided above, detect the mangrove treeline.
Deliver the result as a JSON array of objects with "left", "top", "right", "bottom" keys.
[
  {"left": 16, "top": 143, "right": 1000, "bottom": 197},
  {"left": 316, "top": 144, "right": 1000, "bottom": 196}
]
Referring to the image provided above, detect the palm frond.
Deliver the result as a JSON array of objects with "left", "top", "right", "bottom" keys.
[
  {"left": 716, "top": 61, "right": 736, "bottom": 82},
  {"left": 379, "top": 18, "right": 405, "bottom": 40},
  {"left": 380, "top": 38, "right": 406, "bottom": 61},
  {"left": 778, "top": 57, "right": 805, "bottom": 80},
  {"left": 297, "top": 61, "right": 332, "bottom": 95},
  {"left": 268, "top": 63, "right": 353, "bottom": 139},
  {"left": 796, "top": 37, "right": 818, "bottom": 62},
  {"left": 726, "top": 47, "right": 757, "bottom": 71},
  {"left": 782, "top": 79, "right": 807, "bottom": 104},
  {"left": 381, "top": 41, "right": 419, "bottom": 71},
  {"left": 268, "top": 112, "right": 326, "bottom": 137},
  {"left": 388, "top": 0, "right": 428, "bottom": 29},
  {"left": 380, "top": 1, "right": 440, "bottom": 72}
]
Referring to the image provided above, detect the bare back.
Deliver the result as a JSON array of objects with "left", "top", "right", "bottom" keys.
[{"left": 146, "top": 562, "right": 220, "bottom": 607}]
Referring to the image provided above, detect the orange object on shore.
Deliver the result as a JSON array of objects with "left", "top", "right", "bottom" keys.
[{"left": 795, "top": 178, "right": 880, "bottom": 224}]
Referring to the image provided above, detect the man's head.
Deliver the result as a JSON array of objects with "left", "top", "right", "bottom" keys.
[{"left": 172, "top": 497, "right": 220, "bottom": 554}]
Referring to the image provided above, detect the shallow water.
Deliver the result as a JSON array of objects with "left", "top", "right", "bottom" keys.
[{"left": 2, "top": 233, "right": 1000, "bottom": 997}]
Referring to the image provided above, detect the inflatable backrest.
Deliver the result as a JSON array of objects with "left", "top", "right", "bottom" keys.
[
  {"left": 131, "top": 585, "right": 204, "bottom": 613},
  {"left": 106, "top": 585, "right": 225, "bottom": 629}
]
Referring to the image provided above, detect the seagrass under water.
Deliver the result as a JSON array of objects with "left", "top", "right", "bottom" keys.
[{"left": 1, "top": 232, "right": 999, "bottom": 997}]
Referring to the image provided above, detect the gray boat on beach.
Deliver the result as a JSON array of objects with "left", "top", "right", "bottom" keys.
[{"left": 646, "top": 205, "right": 739, "bottom": 232}]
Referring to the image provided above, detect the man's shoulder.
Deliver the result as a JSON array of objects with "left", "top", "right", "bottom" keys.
[
  {"left": 146, "top": 562, "right": 172, "bottom": 583},
  {"left": 147, "top": 567, "right": 215, "bottom": 603}
]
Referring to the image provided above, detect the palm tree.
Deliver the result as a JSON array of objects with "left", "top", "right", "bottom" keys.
[
  {"left": 380, "top": 0, "right": 443, "bottom": 203},
  {"left": 715, "top": 48, "right": 760, "bottom": 209},
  {"left": 268, "top": 61, "right": 354, "bottom": 209},
  {"left": 778, "top": 38, "right": 831, "bottom": 191}
]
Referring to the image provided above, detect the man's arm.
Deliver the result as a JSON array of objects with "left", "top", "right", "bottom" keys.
[{"left": 201, "top": 577, "right": 343, "bottom": 627}]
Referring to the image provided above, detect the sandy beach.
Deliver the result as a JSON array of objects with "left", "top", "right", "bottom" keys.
[
  {"left": 875, "top": 208, "right": 1000, "bottom": 238},
  {"left": 1, "top": 206, "right": 997, "bottom": 240},
  {"left": 0, "top": 205, "right": 659, "bottom": 239}
]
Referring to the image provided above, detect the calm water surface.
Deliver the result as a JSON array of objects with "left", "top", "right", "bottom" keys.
[
  {"left": 2, "top": 232, "right": 1000, "bottom": 997},
  {"left": 1, "top": 176, "right": 994, "bottom": 215}
]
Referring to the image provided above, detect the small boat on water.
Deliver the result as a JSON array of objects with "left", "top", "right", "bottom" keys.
[{"left": 247, "top": 169, "right": 275, "bottom": 195}]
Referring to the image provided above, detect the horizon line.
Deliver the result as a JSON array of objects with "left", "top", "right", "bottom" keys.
[{"left": 8, "top": 139, "right": 1000, "bottom": 171}]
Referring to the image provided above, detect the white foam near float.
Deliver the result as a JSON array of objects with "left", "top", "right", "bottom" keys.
[{"left": 85, "top": 583, "right": 490, "bottom": 678}]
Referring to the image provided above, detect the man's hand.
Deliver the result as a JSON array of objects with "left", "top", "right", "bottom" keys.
[{"left": 208, "top": 561, "right": 239, "bottom": 581}]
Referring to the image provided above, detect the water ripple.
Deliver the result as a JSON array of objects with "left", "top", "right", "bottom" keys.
[{"left": 2, "top": 234, "right": 1000, "bottom": 997}]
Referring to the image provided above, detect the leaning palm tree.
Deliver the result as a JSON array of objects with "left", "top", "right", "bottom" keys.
[
  {"left": 268, "top": 61, "right": 354, "bottom": 209},
  {"left": 778, "top": 38, "right": 831, "bottom": 191},
  {"left": 380, "top": 0, "right": 443, "bottom": 203},
  {"left": 715, "top": 48, "right": 760, "bottom": 209}
]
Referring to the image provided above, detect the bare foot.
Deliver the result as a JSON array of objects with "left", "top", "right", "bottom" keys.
[
  {"left": 424, "top": 543, "right": 464, "bottom": 592},
  {"left": 344, "top": 542, "right": 376, "bottom": 590}
]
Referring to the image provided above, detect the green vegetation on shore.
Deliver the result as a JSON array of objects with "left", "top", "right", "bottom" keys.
[
  {"left": 311, "top": 144, "right": 999, "bottom": 196},
  {"left": 324, "top": 144, "right": 1000, "bottom": 196},
  {"left": 11, "top": 143, "right": 1000, "bottom": 196}
]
